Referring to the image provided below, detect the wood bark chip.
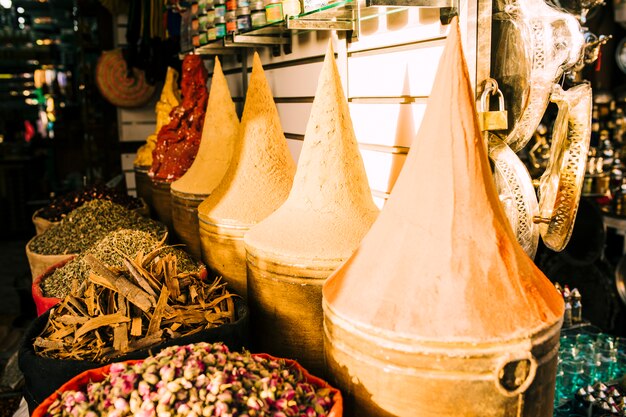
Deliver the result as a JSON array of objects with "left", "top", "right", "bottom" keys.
[
  {"left": 34, "top": 250, "right": 236, "bottom": 362},
  {"left": 84, "top": 254, "right": 154, "bottom": 312}
]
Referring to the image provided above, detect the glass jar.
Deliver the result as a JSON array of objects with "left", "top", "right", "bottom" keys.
[
  {"left": 214, "top": 3, "right": 227, "bottom": 17},
  {"left": 236, "top": 7, "right": 252, "bottom": 31},
  {"left": 225, "top": 10, "right": 237, "bottom": 33},
  {"left": 206, "top": 8, "right": 216, "bottom": 24},
  {"left": 251, "top": 0, "right": 267, "bottom": 27},
  {"left": 264, "top": 0, "right": 283, "bottom": 23},
  {"left": 207, "top": 26, "right": 217, "bottom": 40},
  {"left": 214, "top": 16, "right": 227, "bottom": 38}
]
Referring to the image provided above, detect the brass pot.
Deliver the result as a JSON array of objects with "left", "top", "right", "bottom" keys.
[
  {"left": 134, "top": 166, "right": 152, "bottom": 211},
  {"left": 150, "top": 179, "right": 173, "bottom": 232},
  {"left": 246, "top": 247, "right": 339, "bottom": 376},
  {"left": 198, "top": 217, "right": 248, "bottom": 298},
  {"left": 324, "top": 300, "right": 561, "bottom": 417},
  {"left": 171, "top": 190, "right": 206, "bottom": 260}
]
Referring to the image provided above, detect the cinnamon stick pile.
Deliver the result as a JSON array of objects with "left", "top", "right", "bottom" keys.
[{"left": 34, "top": 248, "right": 236, "bottom": 363}]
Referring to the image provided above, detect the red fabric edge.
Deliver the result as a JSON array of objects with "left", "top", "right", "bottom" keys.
[{"left": 31, "top": 257, "right": 74, "bottom": 316}]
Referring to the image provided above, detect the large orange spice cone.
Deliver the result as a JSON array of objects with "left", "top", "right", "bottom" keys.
[
  {"left": 171, "top": 58, "right": 239, "bottom": 259},
  {"left": 197, "top": 53, "right": 295, "bottom": 298},
  {"left": 322, "top": 18, "right": 564, "bottom": 417},
  {"left": 244, "top": 42, "right": 379, "bottom": 375}
]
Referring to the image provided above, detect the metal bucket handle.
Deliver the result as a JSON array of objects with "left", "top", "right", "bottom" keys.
[{"left": 494, "top": 349, "right": 538, "bottom": 397}]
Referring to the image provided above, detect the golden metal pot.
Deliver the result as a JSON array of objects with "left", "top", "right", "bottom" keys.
[
  {"left": 171, "top": 190, "right": 205, "bottom": 260},
  {"left": 324, "top": 301, "right": 561, "bottom": 417},
  {"left": 150, "top": 179, "right": 173, "bottom": 232},
  {"left": 134, "top": 166, "right": 152, "bottom": 212},
  {"left": 198, "top": 217, "right": 248, "bottom": 298},
  {"left": 246, "top": 247, "right": 339, "bottom": 376}
]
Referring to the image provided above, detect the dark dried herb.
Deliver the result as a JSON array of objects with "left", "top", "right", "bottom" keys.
[
  {"left": 38, "top": 184, "right": 144, "bottom": 222},
  {"left": 29, "top": 200, "right": 166, "bottom": 255}
]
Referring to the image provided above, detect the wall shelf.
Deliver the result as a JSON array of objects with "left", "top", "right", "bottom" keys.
[{"left": 186, "top": 0, "right": 452, "bottom": 55}]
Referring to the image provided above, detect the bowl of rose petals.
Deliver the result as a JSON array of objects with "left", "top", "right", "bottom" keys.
[{"left": 33, "top": 342, "right": 342, "bottom": 417}]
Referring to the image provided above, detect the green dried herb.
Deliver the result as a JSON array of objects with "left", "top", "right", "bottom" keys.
[
  {"left": 29, "top": 200, "right": 166, "bottom": 255},
  {"left": 41, "top": 229, "right": 199, "bottom": 299}
]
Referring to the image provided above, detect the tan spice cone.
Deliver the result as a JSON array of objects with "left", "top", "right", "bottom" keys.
[
  {"left": 171, "top": 58, "right": 240, "bottom": 259},
  {"left": 197, "top": 52, "right": 295, "bottom": 297},
  {"left": 244, "top": 42, "right": 379, "bottom": 374},
  {"left": 323, "top": 18, "right": 564, "bottom": 417}
]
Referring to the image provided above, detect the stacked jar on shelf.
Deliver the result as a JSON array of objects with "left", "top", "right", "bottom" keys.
[{"left": 187, "top": 0, "right": 304, "bottom": 46}]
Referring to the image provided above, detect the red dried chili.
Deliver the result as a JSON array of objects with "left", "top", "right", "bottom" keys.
[{"left": 149, "top": 55, "right": 209, "bottom": 182}]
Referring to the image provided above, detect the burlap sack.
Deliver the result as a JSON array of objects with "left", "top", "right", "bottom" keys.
[{"left": 25, "top": 236, "right": 75, "bottom": 281}]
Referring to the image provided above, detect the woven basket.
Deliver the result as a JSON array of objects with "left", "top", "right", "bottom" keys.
[
  {"left": 25, "top": 237, "right": 75, "bottom": 282},
  {"left": 95, "top": 49, "right": 155, "bottom": 108}
]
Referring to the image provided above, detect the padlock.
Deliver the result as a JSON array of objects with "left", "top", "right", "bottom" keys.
[{"left": 479, "top": 85, "right": 508, "bottom": 131}]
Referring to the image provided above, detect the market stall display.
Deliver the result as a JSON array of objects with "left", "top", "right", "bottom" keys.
[
  {"left": 537, "top": 83, "right": 593, "bottom": 252},
  {"left": 149, "top": 55, "right": 209, "bottom": 230},
  {"left": 488, "top": 135, "right": 540, "bottom": 258},
  {"left": 322, "top": 19, "right": 564, "bottom": 417},
  {"left": 31, "top": 184, "right": 148, "bottom": 235},
  {"left": 244, "top": 42, "right": 378, "bottom": 375},
  {"left": 26, "top": 200, "right": 166, "bottom": 280},
  {"left": 32, "top": 342, "right": 341, "bottom": 417},
  {"left": 170, "top": 57, "right": 239, "bottom": 260},
  {"left": 198, "top": 52, "right": 295, "bottom": 298},
  {"left": 134, "top": 67, "right": 182, "bottom": 210},
  {"left": 492, "top": 0, "right": 584, "bottom": 152}
]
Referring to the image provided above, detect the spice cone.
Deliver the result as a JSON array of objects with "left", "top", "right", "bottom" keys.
[
  {"left": 244, "top": 41, "right": 378, "bottom": 373},
  {"left": 198, "top": 52, "right": 295, "bottom": 297},
  {"left": 170, "top": 58, "right": 239, "bottom": 259},
  {"left": 323, "top": 18, "right": 564, "bottom": 417},
  {"left": 171, "top": 58, "right": 239, "bottom": 195}
]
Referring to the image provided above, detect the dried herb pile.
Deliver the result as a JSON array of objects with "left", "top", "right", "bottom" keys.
[
  {"left": 35, "top": 252, "right": 235, "bottom": 363},
  {"left": 37, "top": 184, "right": 144, "bottom": 222},
  {"left": 29, "top": 200, "right": 166, "bottom": 255},
  {"left": 43, "top": 342, "right": 335, "bottom": 417},
  {"left": 41, "top": 229, "right": 199, "bottom": 299}
]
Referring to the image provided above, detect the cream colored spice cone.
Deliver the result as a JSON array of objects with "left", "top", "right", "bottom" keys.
[
  {"left": 197, "top": 52, "right": 295, "bottom": 297},
  {"left": 244, "top": 41, "right": 379, "bottom": 374},
  {"left": 171, "top": 57, "right": 239, "bottom": 195},
  {"left": 323, "top": 18, "right": 564, "bottom": 417}
]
